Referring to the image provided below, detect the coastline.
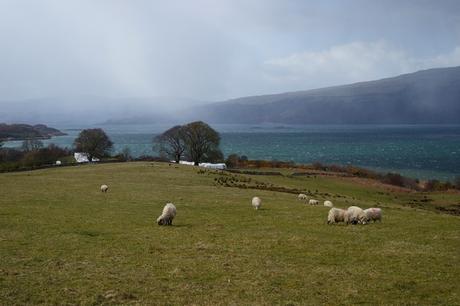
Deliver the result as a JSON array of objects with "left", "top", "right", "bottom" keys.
[{"left": 1, "top": 123, "right": 459, "bottom": 181}]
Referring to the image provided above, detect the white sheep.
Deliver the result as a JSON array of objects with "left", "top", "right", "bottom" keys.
[
  {"left": 100, "top": 184, "right": 109, "bottom": 193},
  {"left": 346, "top": 206, "right": 367, "bottom": 224},
  {"left": 298, "top": 193, "right": 308, "bottom": 201},
  {"left": 252, "top": 197, "right": 262, "bottom": 210},
  {"left": 327, "top": 208, "right": 348, "bottom": 224},
  {"left": 309, "top": 199, "right": 319, "bottom": 205},
  {"left": 324, "top": 200, "right": 333, "bottom": 207},
  {"left": 364, "top": 208, "right": 382, "bottom": 223},
  {"left": 157, "top": 203, "right": 177, "bottom": 226}
]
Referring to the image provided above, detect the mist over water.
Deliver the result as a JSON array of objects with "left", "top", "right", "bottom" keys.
[{"left": 4, "top": 124, "right": 459, "bottom": 181}]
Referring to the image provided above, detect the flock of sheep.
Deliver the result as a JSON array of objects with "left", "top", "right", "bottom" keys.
[
  {"left": 100, "top": 184, "right": 382, "bottom": 226},
  {"left": 298, "top": 193, "right": 382, "bottom": 224}
]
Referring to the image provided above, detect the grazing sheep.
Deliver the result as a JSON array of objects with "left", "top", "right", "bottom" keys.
[
  {"left": 309, "top": 199, "right": 319, "bottom": 205},
  {"left": 347, "top": 206, "right": 367, "bottom": 224},
  {"left": 364, "top": 208, "right": 383, "bottom": 223},
  {"left": 252, "top": 197, "right": 262, "bottom": 210},
  {"left": 100, "top": 184, "right": 109, "bottom": 193},
  {"left": 157, "top": 203, "right": 177, "bottom": 225},
  {"left": 327, "top": 208, "right": 348, "bottom": 224},
  {"left": 298, "top": 193, "right": 308, "bottom": 201},
  {"left": 324, "top": 200, "right": 333, "bottom": 207}
]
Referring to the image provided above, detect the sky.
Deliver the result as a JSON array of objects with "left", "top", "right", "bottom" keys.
[{"left": 1, "top": 0, "right": 460, "bottom": 103}]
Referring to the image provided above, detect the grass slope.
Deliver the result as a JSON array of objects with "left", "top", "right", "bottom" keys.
[{"left": 0, "top": 162, "right": 459, "bottom": 305}]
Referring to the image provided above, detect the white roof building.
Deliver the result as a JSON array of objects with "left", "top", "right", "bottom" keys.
[
  {"left": 177, "top": 160, "right": 226, "bottom": 170},
  {"left": 74, "top": 152, "right": 100, "bottom": 163}
]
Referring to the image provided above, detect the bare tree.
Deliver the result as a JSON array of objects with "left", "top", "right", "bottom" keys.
[
  {"left": 153, "top": 125, "right": 186, "bottom": 163},
  {"left": 21, "top": 138, "right": 43, "bottom": 152},
  {"left": 121, "top": 146, "right": 132, "bottom": 161},
  {"left": 73, "top": 128, "right": 113, "bottom": 162},
  {"left": 182, "top": 121, "right": 222, "bottom": 165}
]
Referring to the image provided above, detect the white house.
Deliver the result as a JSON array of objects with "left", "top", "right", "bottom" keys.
[
  {"left": 177, "top": 160, "right": 227, "bottom": 170},
  {"left": 74, "top": 152, "right": 100, "bottom": 163}
]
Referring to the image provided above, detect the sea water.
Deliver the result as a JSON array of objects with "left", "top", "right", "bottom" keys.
[{"left": 4, "top": 124, "right": 460, "bottom": 181}]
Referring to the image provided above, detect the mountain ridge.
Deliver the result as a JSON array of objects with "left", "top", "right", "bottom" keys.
[{"left": 190, "top": 66, "right": 460, "bottom": 124}]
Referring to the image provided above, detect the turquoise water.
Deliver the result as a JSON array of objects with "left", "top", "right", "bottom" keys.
[{"left": 4, "top": 124, "right": 460, "bottom": 181}]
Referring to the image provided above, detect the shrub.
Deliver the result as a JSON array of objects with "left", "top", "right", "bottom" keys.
[
  {"left": 312, "top": 162, "right": 324, "bottom": 170},
  {"left": 113, "top": 147, "right": 133, "bottom": 162},
  {"left": 382, "top": 173, "right": 405, "bottom": 187},
  {"left": 455, "top": 177, "right": 460, "bottom": 190},
  {"left": 0, "top": 148, "right": 24, "bottom": 163},
  {"left": 423, "top": 179, "right": 453, "bottom": 192},
  {"left": 21, "top": 145, "right": 71, "bottom": 167},
  {"left": 134, "top": 155, "right": 169, "bottom": 162},
  {"left": 225, "top": 154, "right": 240, "bottom": 168}
]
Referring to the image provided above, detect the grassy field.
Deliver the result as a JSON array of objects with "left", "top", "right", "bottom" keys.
[{"left": 0, "top": 162, "right": 459, "bottom": 305}]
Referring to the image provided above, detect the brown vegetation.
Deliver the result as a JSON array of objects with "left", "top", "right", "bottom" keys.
[{"left": 225, "top": 154, "right": 459, "bottom": 192}]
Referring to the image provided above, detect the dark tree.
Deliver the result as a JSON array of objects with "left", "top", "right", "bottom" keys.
[
  {"left": 73, "top": 128, "right": 113, "bottom": 162},
  {"left": 153, "top": 125, "right": 186, "bottom": 163},
  {"left": 203, "top": 148, "right": 224, "bottom": 163},
  {"left": 182, "top": 121, "right": 222, "bottom": 165},
  {"left": 21, "top": 138, "right": 43, "bottom": 152}
]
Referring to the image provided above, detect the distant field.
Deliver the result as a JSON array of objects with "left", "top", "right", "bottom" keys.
[{"left": 0, "top": 162, "right": 459, "bottom": 305}]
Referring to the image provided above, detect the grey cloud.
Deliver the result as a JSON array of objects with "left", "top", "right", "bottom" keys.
[{"left": 0, "top": 0, "right": 459, "bottom": 106}]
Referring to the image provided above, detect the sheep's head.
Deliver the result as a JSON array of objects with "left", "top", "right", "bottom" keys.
[
  {"left": 157, "top": 217, "right": 164, "bottom": 225},
  {"left": 359, "top": 213, "right": 368, "bottom": 224}
]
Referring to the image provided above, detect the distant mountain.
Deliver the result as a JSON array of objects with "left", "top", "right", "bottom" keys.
[
  {"left": 0, "top": 123, "right": 66, "bottom": 141},
  {"left": 191, "top": 66, "right": 460, "bottom": 124},
  {"left": 2, "top": 67, "right": 459, "bottom": 126}
]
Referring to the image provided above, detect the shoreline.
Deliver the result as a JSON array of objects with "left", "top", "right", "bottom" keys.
[{"left": 1, "top": 124, "right": 459, "bottom": 182}]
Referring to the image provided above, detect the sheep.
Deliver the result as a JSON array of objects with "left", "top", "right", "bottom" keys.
[
  {"left": 298, "top": 193, "right": 308, "bottom": 201},
  {"left": 346, "top": 206, "right": 367, "bottom": 224},
  {"left": 364, "top": 208, "right": 382, "bottom": 223},
  {"left": 309, "top": 199, "right": 319, "bottom": 205},
  {"left": 324, "top": 200, "right": 333, "bottom": 207},
  {"left": 157, "top": 203, "right": 177, "bottom": 225},
  {"left": 100, "top": 184, "right": 109, "bottom": 193},
  {"left": 252, "top": 197, "right": 262, "bottom": 210},
  {"left": 327, "top": 208, "right": 348, "bottom": 224}
]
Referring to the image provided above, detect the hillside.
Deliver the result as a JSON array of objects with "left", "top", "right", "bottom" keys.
[
  {"left": 0, "top": 123, "right": 66, "bottom": 141},
  {"left": 0, "top": 162, "right": 459, "bottom": 304},
  {"left": 193, "top": 66, "right": 460, "bottom": 124}
]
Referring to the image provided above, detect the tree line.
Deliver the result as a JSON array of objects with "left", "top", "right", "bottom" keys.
[
  {"left": 73, "top": 121, "right": 222, "bottom": 165},
  {"left": 0, "top": 121, "right": 223, "bottom": 170}
]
